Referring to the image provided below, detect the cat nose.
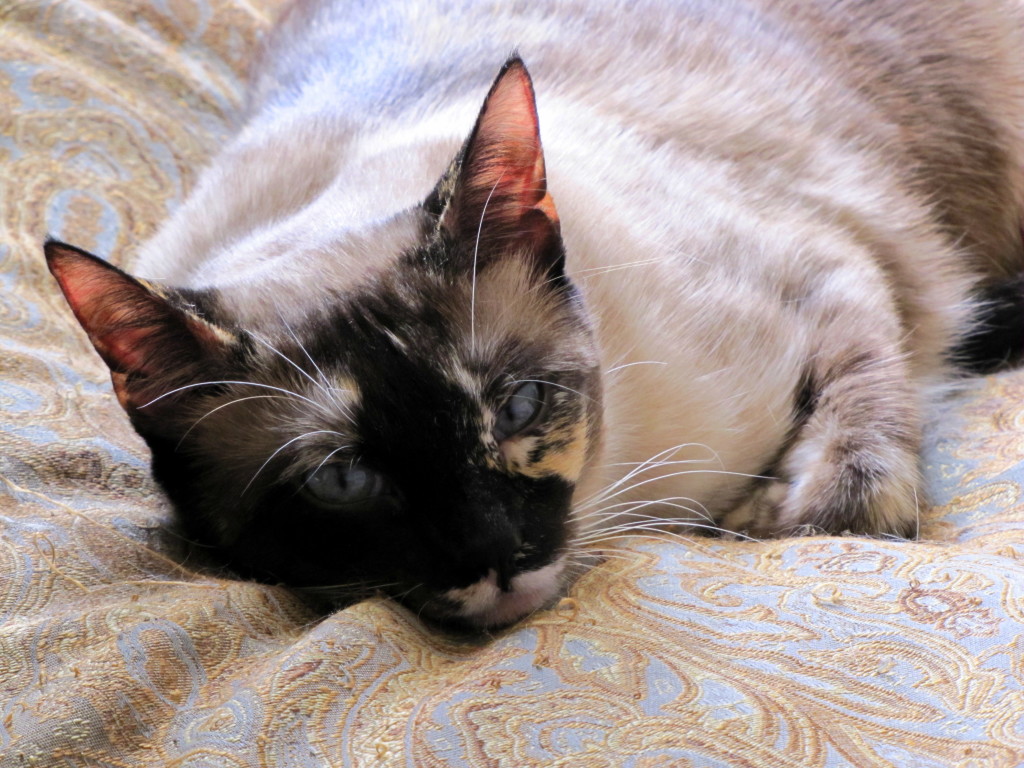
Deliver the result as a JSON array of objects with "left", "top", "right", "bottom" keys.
[
  {"left": 467, "top": 558, "right": 519, "bottom": 593},
  {"left": 454, "top": 530, "right": 523, "bottom": 592},
  {"left": 494, "top": 550, "right": 519, "bottom": 592}
]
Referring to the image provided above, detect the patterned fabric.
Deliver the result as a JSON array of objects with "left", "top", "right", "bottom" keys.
[{"left": 2, "top": 1, "right": 1023, "bottom": 765}]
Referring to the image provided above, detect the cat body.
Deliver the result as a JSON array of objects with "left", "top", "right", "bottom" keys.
[{"left": 47, "top": 0, "right": 1024, "bottom": 628}]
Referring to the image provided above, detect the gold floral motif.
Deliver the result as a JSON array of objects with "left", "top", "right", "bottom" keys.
[{"left": 899, "top": 585, "right": 1001, "bottom": 638}]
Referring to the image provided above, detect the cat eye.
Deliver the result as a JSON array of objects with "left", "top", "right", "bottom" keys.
[
  {"left": 300, "top": 463, "right": 391, "bottom": 510},
  {"left": 495, "top": 381, "right": 546, "bottom": 440}
]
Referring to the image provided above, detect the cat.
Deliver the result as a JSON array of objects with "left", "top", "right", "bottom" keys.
[{"left": 45, "top": 0, "right": 1024, "bottom": 629}]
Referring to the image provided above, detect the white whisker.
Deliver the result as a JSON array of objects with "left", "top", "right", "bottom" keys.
[
  {"left": 272, "top": 311, "right": 354, "bottom": 415},
  {"left": 250, "top": 331, "right": 327, "bottom": 397},
  {"left": 578, "top": 519, "right": 755, "bottom": 543},
  {"left": 561, "top": 547, "right": 638, "bottom": 564},
  {"left": 533, "top": 258, "right": 662, "bottom": 291},
  {"left": 242, "top": 429, "right": 347, "bottom": 496},
  {"left": 298, "top": 444, "right": 351, "bottom": 491},
  {"left": 578, "top": 468, "right": 770, "bottom": 514},
  {"left": 606, "top": 457, "right": 711, "bottom": 468},
  {"left": 576, "top": 496, "right": 714, "bottom": 526},
  {"left": 176, "top": 394, "right": 293, "bottom": 449},
  {"left": 605, "top": 360, "right": 668, "bottom": 375},
  {"left": 471, "top": 174, "right": 505, "bottom": 351},
  {"left": 511, "top": 378, "right": 594, "bottom": 402},
  {"left": 140, "top": 380, "right": 329, "bottom": 415},
  {"left": 252, "top": 322, "right": 355, "bottom": 421},
  {"left": 574, "top": 442, "right": 721, "bottom": 509},
  {"left": 575, "top": 500, "right": 736, "bottom": 537},
  {"left": 580, "top": 522, "right": 758, "bottom": 547},
  {"left": 572, "top": 258, "right": 662, "bottom": 279}
]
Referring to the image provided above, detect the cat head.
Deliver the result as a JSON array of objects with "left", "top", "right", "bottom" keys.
[{"left": 45, "top": 58, "right": 603, "bottom": 629}]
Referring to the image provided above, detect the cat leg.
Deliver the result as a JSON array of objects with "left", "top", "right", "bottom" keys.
[{"left": 723, "top": 327, "right": 924, "bottom": 539}]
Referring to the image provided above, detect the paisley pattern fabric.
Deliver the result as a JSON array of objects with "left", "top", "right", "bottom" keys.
[{"left": 2, "top": 1, "right": 1023, "bottom": 765}]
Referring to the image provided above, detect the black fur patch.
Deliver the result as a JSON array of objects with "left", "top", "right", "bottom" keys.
[
  {"left": 140, "top": 250, "right": 590, "bottom": 626},
  {"left": 954, "top": 275, "right": 1024, "bottom": 372}
]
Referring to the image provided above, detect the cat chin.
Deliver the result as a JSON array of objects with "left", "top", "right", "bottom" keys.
[{"left": 439, "top": 556, "right": 568, "bottom": 629}]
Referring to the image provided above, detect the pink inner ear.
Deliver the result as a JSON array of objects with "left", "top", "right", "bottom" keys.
[
  {"left": 461, "top": 59, "right": 559, "bottom": 226},
  {"left": 46, "top": 243, "right": 215, "bottom": 379},
  {"left": 99, "top": 323, "right": 170, "bottom": 376}
]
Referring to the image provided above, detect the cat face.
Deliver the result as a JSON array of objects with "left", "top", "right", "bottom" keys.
[{"left": 46, "top": 59, "right": 603, "bottom": 628}]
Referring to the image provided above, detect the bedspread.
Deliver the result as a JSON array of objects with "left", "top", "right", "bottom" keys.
[{"left": 2, "top": 1, "right": 1023, "bottom": 766}]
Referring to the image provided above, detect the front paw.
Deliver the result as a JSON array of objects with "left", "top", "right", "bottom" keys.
[
  {"left": 778, "top": 423, "right": 921, "bottom": 538},
  {"left": 720, "top": 409, "right": 924, "bottom": 541},
  {"left": 726, "top": 430, "right": 921, "bottom": 540}
]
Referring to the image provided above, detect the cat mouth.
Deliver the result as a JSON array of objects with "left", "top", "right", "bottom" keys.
[{"left": 409, "top": 556, "right": 569, "bottom": 630}]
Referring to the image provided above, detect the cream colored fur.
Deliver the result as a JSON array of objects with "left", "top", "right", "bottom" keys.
[{"left": 130, "top": 0, "right": 1024, "bottom": 621}]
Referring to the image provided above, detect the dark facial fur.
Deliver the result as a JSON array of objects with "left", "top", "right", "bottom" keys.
[
  {"left": 148, "top": 252, "right": 598, "bottom": 624},
  {"left": 46, "top": 60, "right": 603, "bottom": 628}
]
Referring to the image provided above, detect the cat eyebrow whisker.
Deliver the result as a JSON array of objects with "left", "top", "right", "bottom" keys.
[
  {"left": 604, "top": 360, "right": 668, "bottom": 375},
  {"left": 272, "top": 309, "right": 350, "bottom": 408},
  {"left": 140, "top": 380, "right": 331, "bottom": 416},
  {"left": 530, "top": 258, "right": 663, "bottom": 294},
  {"left": 509, "top": 378, "right": 594, "bottom": 403},
  {"left": 604, "top": 343, "right": 643, "bottom": 370},
  {"left": 299, "top": 445, "right": 350, "bottom": 490},
  {"left": 250, "top": 331, "right": 328, "bottom": 395},
  {"left": 470, "top": 173, "right": 505, "bottom": 353},
  {"left": 242, "top": 429, "right": 348, "bottom": 496},
  {"left": 176, "top": 394, "right": 295, "bottom": 449},
  {"left": 250, "top": 328, "right": 354, "bottom": 421},
  {"left": 571, "top": 259, "right": 663, "bottom": 280}
]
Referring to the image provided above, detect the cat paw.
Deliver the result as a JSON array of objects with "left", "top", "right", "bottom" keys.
[
  {"left": 775, "top": 424, "right": 922, "bottom": 539},
  {"left": 725, "top": 437, "right": 921, "bottom": 541},
  {"left": 721, "top": 333, "right": 928, "bottom": 541},
  {"left": 721, "top": 430, "right": 922, "bottom": 540}
]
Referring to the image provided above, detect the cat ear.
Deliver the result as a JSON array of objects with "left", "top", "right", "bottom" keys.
[
  {"left": 438, "top": 57, "right": 563, "bottom": 277},
  {"left": 44, "top": 240, "right": 234, "bottom": 420}
]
